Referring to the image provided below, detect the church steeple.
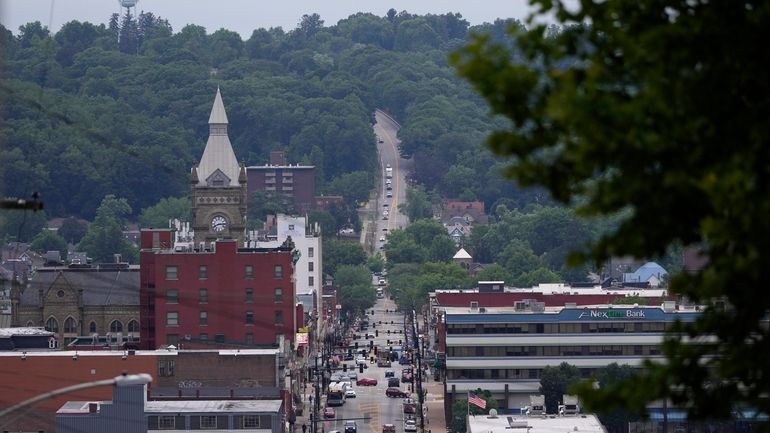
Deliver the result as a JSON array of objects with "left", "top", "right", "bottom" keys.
[{"left": 195, "top": 88, "right": 240, "bottom": 187}]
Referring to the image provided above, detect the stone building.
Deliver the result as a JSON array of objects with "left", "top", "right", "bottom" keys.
[{"left": 13, "top": 264, "right": 139, "bottom": 346}]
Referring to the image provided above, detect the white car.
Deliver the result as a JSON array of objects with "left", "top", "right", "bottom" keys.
[
  {"left": 404, "top": 419, "right": 417, "bottom": 432},
  {"left": 379, "top": 236, "right": 386, "bottom": 242},
  {"left": 345, "top": 389, "right": 357, "bottom": 398}
]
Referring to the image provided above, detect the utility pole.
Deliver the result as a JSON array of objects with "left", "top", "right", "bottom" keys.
[{"left": 412, "top": 310, "right": 425, "bottom": 432}]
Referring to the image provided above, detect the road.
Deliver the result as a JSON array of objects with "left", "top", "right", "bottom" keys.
[
  {"left": 371, "top": 110, "right": 412, "bottom": 254},
  {"left": 320, "top": 295, "right": 418, "bottom": 433}
]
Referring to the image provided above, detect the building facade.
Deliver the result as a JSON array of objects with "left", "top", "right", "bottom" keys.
[
  {"left": 441, "top": 302, "right": 699, "bottom": 413},
  {"left": 13, "top": 264, "right": 140, "bottom": 346},
  {"left": 246, "top": 152, "right": 316, "bottom": 215},
  {"left": 139, "top": 232, "right": 297, "bottom": 350}
]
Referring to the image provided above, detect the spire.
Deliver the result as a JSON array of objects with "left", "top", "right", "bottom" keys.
[
  {"left": 196, "top": 88, "right": 240, "bottom": 187},
  {"left": 208, "top": 87, "right": 229, "bottom": 125}
]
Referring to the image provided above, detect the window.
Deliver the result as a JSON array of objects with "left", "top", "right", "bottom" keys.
[
  {"left": 309, "top": 276, "right": 314, "bottom": 286},
  {"left": 64, "top": 317, "right": 77, "bottom": 334},
  {"left": 243, "top": 415, "right": 260, "bottom": 428},
  {"left": 288, "top": 224, "right": 295, "bottom": 231},
  {"left": 89, "top": 321, "right": 97, "bottom": 333},
  {"left": 110, "top": 320, "right": 123, "bottom": 333},
  {"left": 158, "top": 360, "right": 175, "bottom": 377},
  {"left": 274, "top": 264, "right": 283, "bottom": 278},
  {"left": 246, "top": 311, "right": 254, "bottom": 325},
  {"left": 159, "top": 415, "right": 175, "bottom": 429},
  {"left": 46, "top": 317, "right": 58, "bottom": 333},
  {"left": 308, "top": 261, "right": 314, "bottom": 272},
  {"left": 215, "top": 333, "right": 225, "bottom": 343},
  {"left": 246, "top": 333, "right": 254, "bottom": 345},
  {"left": 200, "top": 333, "right": 208, "bottom": 341},
  {"left": 166, "top": 312, "right": 179, "bottom": 326},
  {"left": 245, "top": 265, "right": 253, "bottom": 278},
  {"left": 245, "top": 288, "right": 253, "bottom": 302},
  {"left": 199, "top": 265, "right": 208, "bottom": 279},
  {"left": 165, "top": 266, "right": 178, "bottom": 280},
  {"left": 275, "top": 310, "right": 284, "bottom": 325},
  {"left": 199, "top": 311, "right": 208, "bottom": 326},
  {"left": 128, "top": 320, "right": 139, "bottom": 333},
  {"left": 199, "top": 288, "right": 208, "bottom": 303},
  {"left": 166, "top": 334, "right": 178, "bottom": 346},
  {"left": 308, "top": 247, "right": 314, "bottom": 258},
  {"left": 200, "top": 416, "right": 217, "bottom": 429},
  {"left": 275, "top": 287, "right": 283, "bottom": 303},
  {"left": 166, "top": 289, "right": 178, "bottom": 304}
]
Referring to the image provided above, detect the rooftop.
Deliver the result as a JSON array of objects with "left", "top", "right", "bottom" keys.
[
  {"left": 468, "top": 412, "right": 606, "bottom": 433},
  {"left": 0, "top": 327, "right": 55, "bottom": 337},
  {"left": 0, "top": 348, "right": 279, "bottom": 357},
  {"left": 145, "top": 399, "right": 283, "bottom": 413}
]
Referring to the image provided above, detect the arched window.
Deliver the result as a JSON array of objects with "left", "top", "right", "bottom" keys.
[
  {"left": 127, "top": 320, "right": 139, "bottom": 333},
  {"left": 45, "top": 317, "right": 59, "bottom": 333},
  {"left": 89, "top": 321, "right": 97, "bottom": 334},
  {"left": 64, "top": 317, "right": 77, "bottom": 334},
  {"left": 110, "top": 320, "right": 123, "bottom": 333}
]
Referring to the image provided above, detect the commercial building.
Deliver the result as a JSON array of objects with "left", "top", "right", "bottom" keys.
[
  {"left": 466, "top": 409, "right": 606, "bottom": 433},
  {"left": 139, "top": 230, "right": 298, "bottom": 350},
  {"left": 440, "top": 300, "right": 699, "bottom": 414}
]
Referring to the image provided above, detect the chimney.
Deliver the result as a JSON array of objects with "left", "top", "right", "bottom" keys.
[{"left": 270, "top": 151, "right": 287, "bottom": 166}]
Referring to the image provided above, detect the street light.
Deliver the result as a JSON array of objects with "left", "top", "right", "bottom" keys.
[{"left": 0, "top": 373, "right": 152, "bottom": 428}]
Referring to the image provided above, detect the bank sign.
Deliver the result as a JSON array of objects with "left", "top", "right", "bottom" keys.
[{"left": 578, "top": 309, "right": 646, "bottom": 320}]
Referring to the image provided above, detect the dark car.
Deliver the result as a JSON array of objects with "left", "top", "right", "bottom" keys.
[
  {"left": 386, "top": 387, "right": 409, "bottom": 398},
  {"left": 383, "top": 424, "right": 396, "bottom": 433},
  {"left": 388, "top": 377, "right": 400, "bottom": 387},
  {"left": 345, "top": 421, "right": 357, "bottom": 433},
  {"left": 384, "top": 369, "right": 395, "bottom": 378}
]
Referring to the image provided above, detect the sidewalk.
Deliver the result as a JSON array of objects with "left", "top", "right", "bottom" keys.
[{"left": 422, "top": 377, "right": 447, "bottom": 433}]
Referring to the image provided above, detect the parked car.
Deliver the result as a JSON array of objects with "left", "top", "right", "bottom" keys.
[
  {"left": 388, "top": 377, "right": 400, "bottom": 387},
  {"left": 345, "top": 421, "right": 357, "bottom": 433},
  {"left": 324, "top": 407, "right": 335, "bottom": 418},
  {"left": 385, "top": 369, "right": 395, "bottom": 378},
  {"left": 383, "top": 424, "right": 396, "bottom": 433},
  {"left": 379, "top": 236, "right": 386, "bottom": 242},
  {"left": 404, "top": 419, "right": 417, "bottom": 432},
  {"left": 386, "top": 387, "right": 409, "bottom": 398},
  {"left": 345, "top": 389, "right": 357, "bottom": 398},
  {"left": 386, "top": 191, "right": 393, "bottom": 198},
  {"left": 357, "top": 377, "right": 378, "bottom": 386}
]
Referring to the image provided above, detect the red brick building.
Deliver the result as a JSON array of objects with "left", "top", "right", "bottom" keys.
[{"left": 139, "top": 230, "right": 300, "bottom": 350}]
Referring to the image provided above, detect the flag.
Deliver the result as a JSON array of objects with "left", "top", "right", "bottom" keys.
[{"left": 468, "top": 392, "right": 487, "bottom": 409}]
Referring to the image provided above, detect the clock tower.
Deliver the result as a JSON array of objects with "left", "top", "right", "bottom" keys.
[{"left": 191, "top": 88, "right": 247, "bottom": 245}]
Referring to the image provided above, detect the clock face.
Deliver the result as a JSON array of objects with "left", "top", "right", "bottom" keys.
[{"left": 211, "top": 215, "right": 227, "bottom": 232}]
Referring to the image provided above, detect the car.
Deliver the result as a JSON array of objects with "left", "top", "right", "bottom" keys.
[
  {"left": 347, "top": 371, "right": 358, "bottom": 380},
  {"left": 324, "top": 407, "right": 335, "bottom": 418},
  {"left": 344, "top": 421, "right": 357, "bottom": 433},
  {"left": 385, "top": 369, "right": 395, "bottom": 378},
  {"left": 386, "top": 179, "right": 392, "bottom": 185},
  {"left": 386, "top": 387, "right": 409, "bottom": 398},
  {"left": 388, "top": 377, "right": 400, "bottom": 387},
  {"left": 383, "top": 203, "right": 389, "bottom": 207},
  {"left": 378, "top": 139, "right": 384, "bottom": 143},
  {"left": 357, "top": 377, "right": 378, "bottom": 386},
  {"left": 382, "top": 227, "right": 388, "bottom": 231},
  {"left": 386, "top": 163, "right": 391, "bottom": 168},
  {"left": 383, "top": 424, "right": 396, "bottom": 433},
  {"left": 344, "top": 353, "right": 354, "bottom": 361},
  {"left": 404, "top": 419, "right": 417, "bottom": 432},
  {"left": 378, "top": 279, "right": 387, "bottom": 286},
  {"left": 365, "top": 332, "right": 376, "bottom": 339},
  {"left": 345, "top": 389, "right": 357, "bottom": 398},
  {"left": 386, "top": 185, "right": 392, "bottom": 191},
  {"left": 386, "top": 191, "right": 393, "bottom": 198},
  {"left": 382, "top": 214, "right": 389, "bottom": 220}
]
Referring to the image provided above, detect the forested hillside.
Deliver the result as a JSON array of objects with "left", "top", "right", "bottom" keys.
[{"left": 1, "top": 10, "right": 536, "bottom": 221}]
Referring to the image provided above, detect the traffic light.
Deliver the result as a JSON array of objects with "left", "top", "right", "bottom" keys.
[
  {"left": 369, "top": 340, "right": 373, "bottom": 348},
  {"left": 374, "top": 346, "right": 378, "bottom": 356},
  {"left": 355, "top": 341, "right": 359, "bottom": 349},
  {"left": 359, "top": 364, "right": 364, "bottom": 373},
  {"left": 343, "top": 363, "right": 347, "bottom": 372},
  {"left": 375, "top": 330, "right": 379, "bottom": 337},
  {"left": 399, "top": 339, "right": 402, "bottom": 345},
  {"left": 387, "top": 339, "right": 390, "bottom": 345},
  {"left": 388, "top": 329, "right": 391, "bottom": 335}
]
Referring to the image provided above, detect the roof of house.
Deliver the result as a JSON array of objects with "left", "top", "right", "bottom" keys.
[
  {"left": 453, "top": 248, "right": 472, "bottom": 260},
  {"left": 623, "top": 261, "right": 668, "bottom": 283},
  {"left": 20, "top": 266, "right": 140, "bottom": 306}
]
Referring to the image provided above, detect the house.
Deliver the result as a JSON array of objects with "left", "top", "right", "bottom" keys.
[
  {"left": 441, "top": 201, "right": 488, "bottom": 225},
  {"left": 623, "top": 262, "right": 668, "bottom": 287}
]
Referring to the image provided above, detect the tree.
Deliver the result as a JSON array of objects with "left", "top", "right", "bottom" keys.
[
  {"left": 30, "top": 229, "right": 67, "bottom": 257},
  {"left": 452, "top": 1, "right": 770, "bottom": 420},
  {"left": 335, "top": 264, "right": 375, "bottom": 313},
  {"left": 539, "top": 363, "right": 581, "bottom": 414},
  {"left": 0, "top": 209, "right": 48, "bottom": 243},
  {"left": 451, "top": 388, "right": 498, "bottom": 433},
  {"left": 323, "top": 239, "right": 366, "bottom": 276},
  {"left": 139, "top": 197, "right": 191, "bottom": 229},
  {"left": 77, "top": 195, "right": 137, "bottom": 263},
  {"left": 593, "top": 364, "right": 643, "bottom": 433},
  {"left": 57, "top": 217, "right": 87, "bottom": 244},
  {"left": 399, "top": 185, "right": 434, "bottom": 222},
  {"left": 367, "top": 254, "right": 385, "bottom": 273},
  {"left": 308, "top": 209, "right": 336, "bottom": 238}
]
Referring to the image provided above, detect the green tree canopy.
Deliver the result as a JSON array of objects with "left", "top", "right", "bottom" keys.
[
  {"left": 77, "top": 195, "right": 137, "bottom": 263},
  {"left": 30, "top": 229, "right": 67, "bottom": 258},
  {"left": 539, "top": 362, "right": 581, "bottom": 414},
  {"left": 323, "top": 239, "right": 366, "bottom": 276},
  {"left": 335, "top": 264, "right": 375, "bottom": 313},
  {"left": 138, "top": 196, "right": 191, "bottom": 229},
  {"left": 451, "top": 0, "right": 770, "bottom": 421}
]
